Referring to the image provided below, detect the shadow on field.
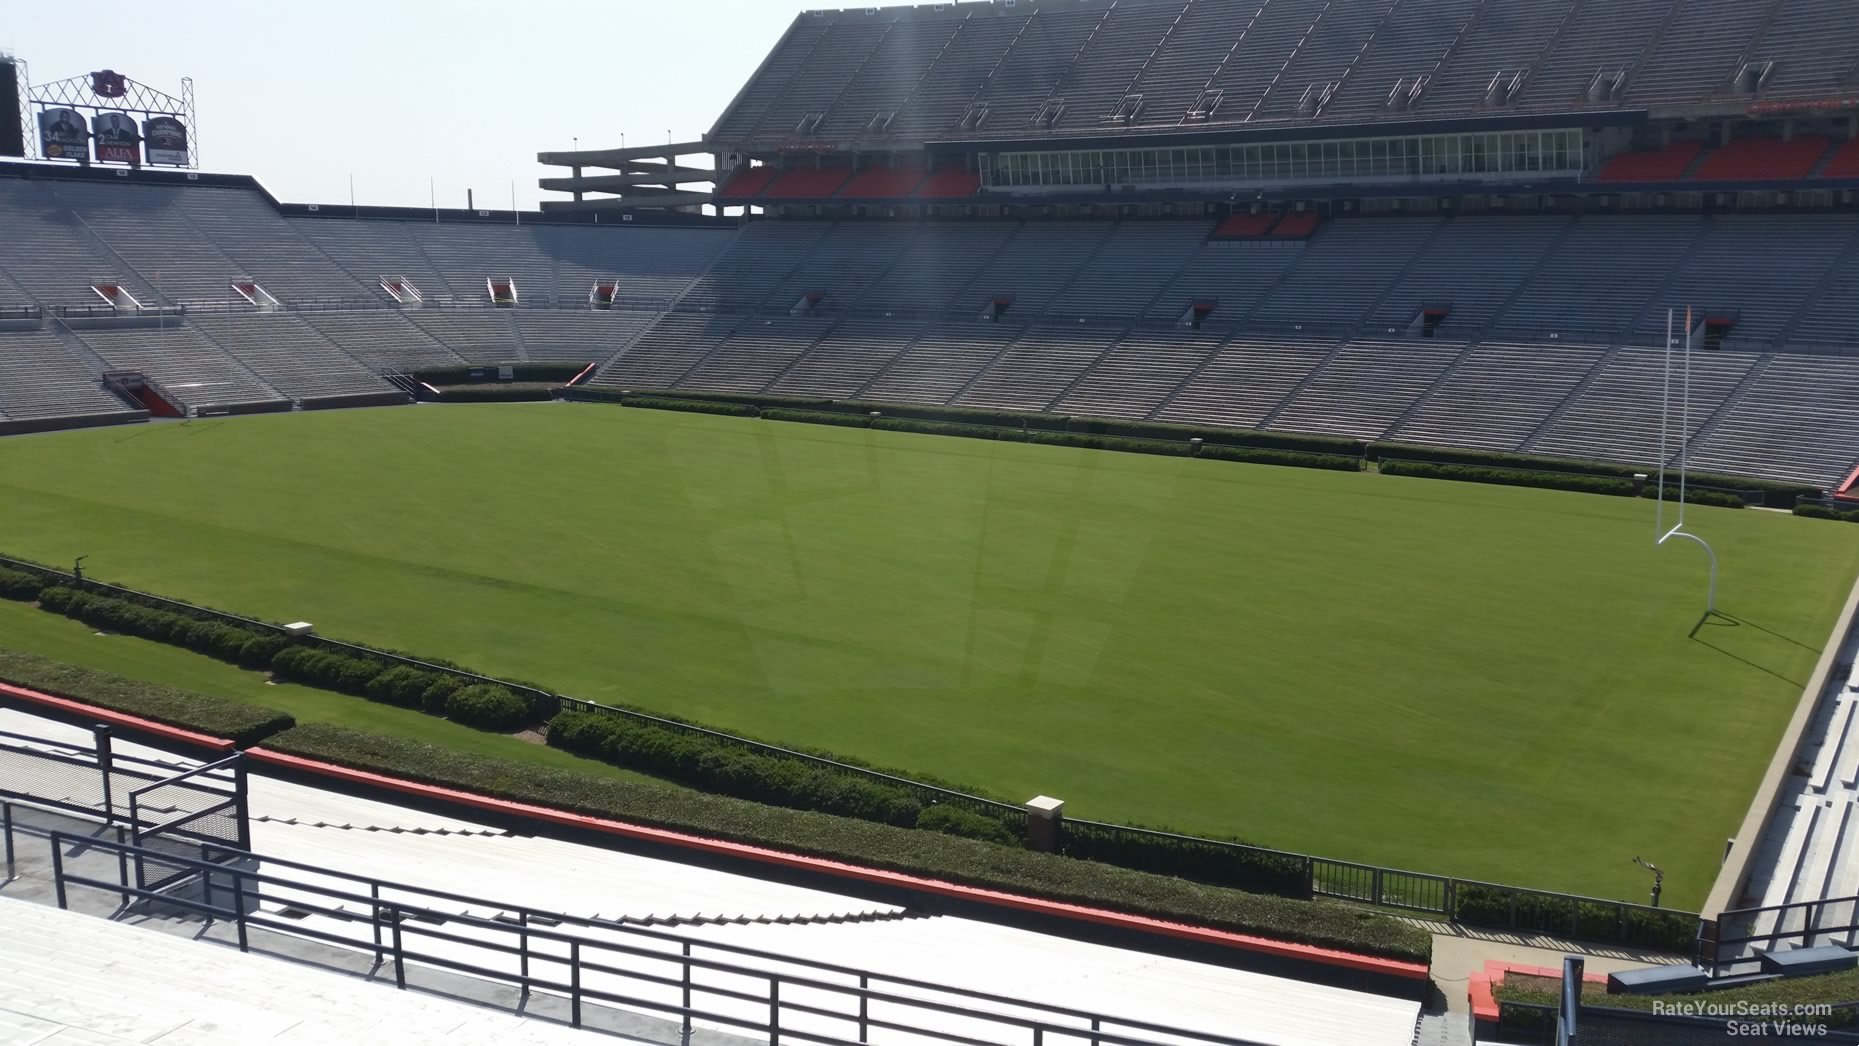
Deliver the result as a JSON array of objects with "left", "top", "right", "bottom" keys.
[{"left": 1688, "top": 611, "right": 1817, "bottom": 688}]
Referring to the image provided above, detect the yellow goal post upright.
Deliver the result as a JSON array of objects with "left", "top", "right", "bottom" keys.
[{"left": 1657, "top": 305, "right": 1719, "bottom": 617}]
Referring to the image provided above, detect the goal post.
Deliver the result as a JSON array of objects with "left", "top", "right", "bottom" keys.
[{"left": 1656, "top": 306, "right": 1719, "bottom": 616}]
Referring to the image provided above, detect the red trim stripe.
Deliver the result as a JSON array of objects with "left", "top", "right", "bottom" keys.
[
  {"left": 0, "top": 682, "right": 236, "bottom": 751},
  {"left": 246, "top": 747, "right": 1429, "bottom": 980}
]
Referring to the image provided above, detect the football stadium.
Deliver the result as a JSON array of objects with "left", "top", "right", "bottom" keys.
[{"left": 3, "top": 2, "right": 1859, "bottom": 1043}]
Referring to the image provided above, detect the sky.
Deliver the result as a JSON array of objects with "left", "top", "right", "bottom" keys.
[{"left": 1, "top": 0, "right": 809, "bottom": 209}]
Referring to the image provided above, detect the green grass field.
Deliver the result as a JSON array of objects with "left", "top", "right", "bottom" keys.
[{"left": 2, "top": 403, "right": 1854, "bottom": 905}]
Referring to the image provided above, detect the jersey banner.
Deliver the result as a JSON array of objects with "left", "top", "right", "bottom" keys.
[
  {"left": 92, "top": 112, "right": 139, "bottom": 164},
  {"left": 38, "top": 107, "right": 89, "bottom": 161}
]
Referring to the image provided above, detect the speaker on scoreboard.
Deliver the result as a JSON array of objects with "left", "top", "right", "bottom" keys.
[{"left": 0, "top": 60, "right": 24, "bottom": 158}]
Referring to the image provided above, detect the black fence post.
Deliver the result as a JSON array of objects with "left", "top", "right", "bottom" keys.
[
  {"left": 95, "top": 725, "right": 114, "bottom": 822},
  {"left": 1, "top": 802, "right": 12, "bottom": 881},
  {"left": 370, "top": 883, "right": 383, "bottom": 965},
  {"left": 682, "top": 942, "right": 694, "bottom": 1045},
  {"left": 769, "top": 978, "right": 780, "bottom": 1045},
  {"left": 391, "top": 909, "right": 405, "bottom": 989},
  {"left": 51, "top": 838, "right": 67, "bottom": 910},
  {"left": 570, "top": 940, "right": 582, "bottom": 1027},
  {"left": 519, "top": 912, "right": 530, "bottom": 996},
  {"left": 858, "top": 974, "right": 869, "bottom": 1041},
  {"left": 232, "top": 753, "right": 251, "bottom": 851},
  {"left": 233, "top": 870, "right": 249, "bottom": 952}
]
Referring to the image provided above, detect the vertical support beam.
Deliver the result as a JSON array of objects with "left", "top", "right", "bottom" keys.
[
  {"left": 1024, "top": 795, "right": 1066, "bottom": 852},
  {"left": 94, "top": 724, "right": 114, "bottom": 823}
]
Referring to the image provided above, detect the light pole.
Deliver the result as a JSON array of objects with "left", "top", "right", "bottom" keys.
[{"left": 1633, "top": 856, "right": 1664, "bottom": 908}]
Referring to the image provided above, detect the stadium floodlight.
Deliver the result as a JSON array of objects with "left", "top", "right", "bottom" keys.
[{"left": 1655, "top": 307, "right": 1718, "bottom": 617}]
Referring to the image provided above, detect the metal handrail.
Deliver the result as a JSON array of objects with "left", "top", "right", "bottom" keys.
[{"left": 49, "top": 831, "right": 1271, "bottom": 1046}]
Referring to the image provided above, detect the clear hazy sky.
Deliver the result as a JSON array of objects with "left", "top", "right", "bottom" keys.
[{"left": 2, "top": 0, "right": 809, "bottom": 209}]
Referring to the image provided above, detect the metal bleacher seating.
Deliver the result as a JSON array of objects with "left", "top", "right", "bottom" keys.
[
  {"left": 1047, "top": 222, "right": 1207, "bottom": 321},
  {"left": 1319, "top": 0, "right": 1483, "bottom": 120},
  {"left": 0, "top": 328, "right": 136, "bottom": 422},
  {"left": 1053, "top": 329, "right": 1226, "bottom": 420},
  {"left": 677, "top": 222, "right": 833, "bottom": 313},
  {"left": 859, "top": 323, "right": 1023, "bottom": 405},
  {"left": 173, "top": 188, "right": 375, "bottom": 302},
  {"left": 1627, "top": 0, "right": 1774, "bottom": 106},
  {"left": 1517, "top": 1, "right": 1670, "bottom": 111},
  {"left": 962, "top": 6, "right": 1105, "bottom": 134},
  {"left": 407, "top": 308, "right": 525, "bottom": 363},
  {"left": 300, "top": 309, "right": 463, "bottom": 372},
  {"left": 1250, "top": 218, "right": 1444, "bottom": 331},
  {"left": 675, "top": 316, "right": 838, "bottom": 395},
  {"left": 69, "top": 322, "right": 286, "bottom": 411},
  {"left": 536, "top": 224, "right": 732, "bottom": 307},
  {"left": 1367, "top": 215, "right": 1571, "bottom": 335},
  {"left": 1498, "top": 215, "right": 1704, "bottom": 339},
  {"left": 186, "top": 313, "right": 400, "bottom": 403},
  {"left": 1690, "top": 355, "right": 1859, "bottom": 485},
  {"left": 409, "top": 223, "right": 556, "bottom": 303},
  {"left": 1153, "top": 335, "right": 1339, "bottom": 430},
  {"left": 1254, "top": 0, "right": 1400, "bottom": 123},
  {"left": 43, "top": 181, "right": 244, "bottom": 306},
  {"left": 591, "top": 312, "right": 742, "bottom": 390},
  {"left": 953, "top": 325, "right": 1124, "bottom": 413},
  {"left": 1145, "top": 240, "right": 1305, "bottom": 328},
  {"left": 1410, "top": 0, "right": 1576, "bottom": 113},
  {"left": 515, "top": 309, "right": 660, "bottom": 366},
  {"left": 1647, "top": 215, "right": 1859, "bottom": 347},
  {"left": 291, "top": 219, "right": 449, "bottom": 304},
  {"left": 763, "top": 222, "right": 921, "bottom": 315},
  {"left": 1530, "top": 347, "right": 1761, "bottom": 465},
  {"left": 1044, "top": 1, "right": 1189, "bottom": 132},
  {"left": 960, "top": 223, "right": 1117, "bottom": 318},
  {"left": 1391, "top": 342, "right": 1610, "bottom": 451},
  {"left": 769, "top": 319, "right": 925, "bottom": 399},
  {"left": 1751, "top": 0, "right": 1859, "bottom": 97},
  {"left": 862, "top": 223, "right": 1017, "bottom": 315},
  {"left": 1267, "top": 338, "right": 1466, "bottom": 440}
]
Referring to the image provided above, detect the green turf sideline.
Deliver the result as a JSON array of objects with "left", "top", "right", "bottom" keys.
[{"left": 0, "top": 404, "right": 1852, "bottom": 904}]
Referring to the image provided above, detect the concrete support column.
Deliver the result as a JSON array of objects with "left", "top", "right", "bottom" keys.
[{"left": 1024, "top": 795, "right": 1065, "bottom": 852}]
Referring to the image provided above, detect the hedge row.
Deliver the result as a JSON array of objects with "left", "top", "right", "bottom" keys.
[
  {"left": 0, "top": 648, "right": 293, "bottom": 747},
  {"left": 1367, "top": 442, "right": 1814, "bottom": 505},
  {"left": 1200, "top": 444, "right": 1364, "bottom": 471},
  {"left": 1380, "top": 459, "right": 1638, "bottom": 496},
  {"left": 271, "top": 645, "right": 545, "bottom": 727},
  {"left": 619, "top": 395, "right": 761, "bottom": 417},
  {"left": 37, "top": 587, "right": 288, "bottom": 670},
  {"left": 0, "top": 566, "right": 42, "bottom": 601},
  {"left": 1031, "top": 431, "right": 1191, "bottom": 457},
  {"left": 1455, "top": 885, "right": 1697, "bottom": 952},
  {"left": 264, "top": 721, "right": 1434, "bottom": 961},
  {"left": 1069, "top": 416, "right": 1361, "bottom": 455},
  {"left": 1063, "top": 827, "right": 1311, "bottom": 899},
  {"left": 761, "top": 407, "right": 875, "bottom": 428},
  {"left": 416, "top": 362, "right": 587, "bottom": 385},
  {"left": 1638, "top": 484, "right": 1747, "bottom": 510},
  {"left": 873, "top": 417, "right": 1008, "bottom": 441},
  {"left": 428, "top": 385, "right": 556, "bottom": 403},
  {"left": 549, "top": 710, "right": 932, "bottom": 828},
  {"left": 1798, "top": 503, "right": 1859, "bottom": 523}
]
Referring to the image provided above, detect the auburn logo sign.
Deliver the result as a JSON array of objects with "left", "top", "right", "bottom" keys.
[{"left": 91, "top": 70, "right": 127, "bottom": 98}]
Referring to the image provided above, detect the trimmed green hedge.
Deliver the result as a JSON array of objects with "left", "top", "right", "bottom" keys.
[
  {"left": 872, "top": 417, "right": 1004, "bottom": 441},
  {"left": 1031, "top": 431, "right": 1190, "bottom": 457},
  {"left": 0, "top": 648, "right": 293, "bottom": 747},
  {"left": 1638, "top": 484, "right": 1747, "bottom": 510},
  {"left": 917, "top": 803, "right": 1022, "bottom": 845},
  {"left": 263, "top": 722, "right": 1433, "bottom": 962},
  {"left": 1064, "top": 826, "right": 1311, "bottom": 899},
  {"left": 549, "top": 710, "right": 926, "bottom": 827},
  {"left": 1380, "top": 459, "right": 1638, "bottom": 496},
  {"left": 1367, "top": 442, "right": 1812, "bottom": 506},
  {"left": 37, "top": 588, "right": 287, "bottom": 670},
  {"left": 447, "top": 684, "right": 529, "bottom": 732},
  {"left": 1454, "top": 885, "right": 1696, "bottom": 952},
  {"left": 271, "top": 645, "right": 391, "bottom": 696},
  {"left": 365, "top": 665, "right": 443, "bottom": 710},
  {"left": 1798, "top": 504, "right": 1859, "bottom": 523},
  {"left": 428, "top": 384, "right": 556, "bottom": 403},
  {"left": 0, "top": 566, "right": 43, "bottom": 602},
  {"left": 1071, "top": 417, "right": 1362, "bottom": 456},
  {"left": 620, "top": 395, "right": 761, "bottom": 418},
  {"left": 761, "top": 407, "right": 874, "bottom": 428},
  {"left": 1199, "top": 444, "right": 1364, "bottom": 471},
  {"left": 416, "top": 362, "right": 587, "bottom": 385}
]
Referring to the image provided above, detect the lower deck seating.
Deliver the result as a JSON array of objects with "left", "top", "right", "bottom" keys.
[
  {"left": 408, "top": 308, "right": 525, "bottom": 363},
  {"left": 302, "top": 310, "right": 464, "bottom": 371},
  {"left": 70, "top": 323, "right": 286, "bottom": 412},
  {"left": 515, "top": 309, "right": 660, "bottom": 365},
  {"left": 859, "top": 324, "right": 1021, "bottom": 404},
  {"left": 954, "top": 327, "right": 1123, "bottom": 413},
  {"left": 592, "top": 313, "right": 743, "bottom": 389},
  {"left": 1268, "top": 339, "right": 1467, "bottom": 440},
  {"left": 0, "top": 329, "right": 135, "bottom": 421},
  {"left": 676, "top": 317, "right": 838, "bottom": 394},
  {"left": 188, "top": 313, "right": 398, "bottom": 402},
  {"left": 1391, "top": 342, "right": 1608, "bottom": 450},
  {"left": 1153, "top": 336, "right": 1337, "bottom": 430},
  {"left": 1690, "top": 355, "right": 1859, "bottom": 484},
  {"left": 770, "top": 320, "right": 924, "bottom": 398},
  {"left": 1053, "top": 331, "right": 1225, "bottom": 420},
  {"left": 1530, "top": 347, "right": 1761, "bottom": 465}
]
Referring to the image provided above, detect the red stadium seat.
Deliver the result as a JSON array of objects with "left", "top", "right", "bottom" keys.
[
  {"left": 1818, "top": 139, "right": 1859, "bottom": 179},
  {"left": 837, "top": 165, "right": 927, "bottom": 199},
  {"left": 1210, "top": 214, "right": 1277, "bottom": 239},
  {"left": 1594, "top": 140, "right": 1703, "bottom": 182},
  {"left": 763, "top": 166, "right": 855, "bottom": 200},
  {"left": 914, "top": 169, "right": 982, "bottom": 199},
  {"left": 1694, "top": 136, "right": 1831, "bottom": 181},
  {"left": 717, "top": 166, "right": 779, "bottom": 201},
  {"left": 1268, "top": 212, "right": 1323, "bottom": 238}
]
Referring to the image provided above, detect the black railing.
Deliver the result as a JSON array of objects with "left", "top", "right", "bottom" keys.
[
  {"left": 49, "top": 832, "right": 1272, "bottom": 1046},
  {"left": 1702, "top": 894, "right": 1859, "bottom": 976},
  {"left": 128, "top": 753, "right": 248, "bottom": 892},
  {"left": 0, "top": 551, "right": 1697, "bottom": 949}
]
